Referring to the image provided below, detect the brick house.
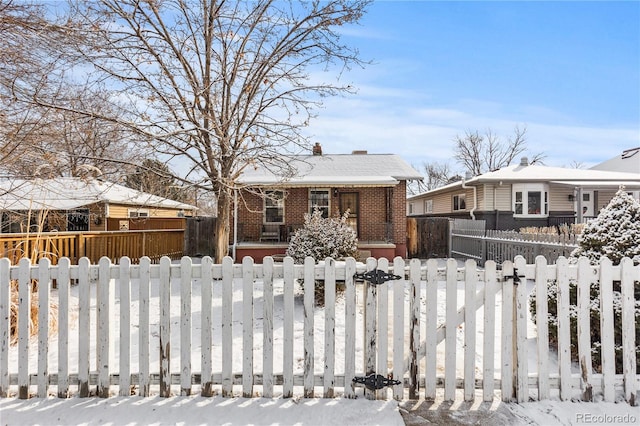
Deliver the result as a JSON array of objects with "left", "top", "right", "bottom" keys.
[{"left": 232, "top": 145, "right": 422, "bottom": 261}]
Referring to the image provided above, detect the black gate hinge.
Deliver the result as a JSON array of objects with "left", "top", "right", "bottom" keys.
[
  {"left": 352, "top": 374, "right": 401, "bottom": 390},
  {"left": 354, "top": 269, "right": 402, "bottom": 285}
]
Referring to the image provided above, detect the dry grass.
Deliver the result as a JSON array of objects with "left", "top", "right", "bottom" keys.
[
  {"left": 9, "top": 279, "right": 59, "bottom": 346},
  {"left": 519, "top": 223, "right": 585, "bottom": 236}
]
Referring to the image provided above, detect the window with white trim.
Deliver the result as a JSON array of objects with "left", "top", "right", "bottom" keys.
[
  {"left": 128, "top": 209, "right": 149, "bottom": 218},
  {"left": 425, "top": 199, "right": 433, "bottom": 214},
  {"left": 264, "top": 190, "right": 284, "bottom": 223},
  {"left": 513, "top": 184, "right": 549, "bottom": 217},
  {"left": 408, "top": 203, "right": 414, "bottom": 215},
  {"left": 453, "top": 194, "right": 466, "bottom": 211},
  {"left": 309, "top": 189, "right": 330, "bottom": 218}
]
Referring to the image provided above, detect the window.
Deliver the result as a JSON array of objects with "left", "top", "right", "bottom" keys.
[
  {"left": 408, "top": 203, "right": 414, "bottom": 215},
  {"left": 128, "top": 209, "right": 149, "bottom": 218},
  {"left": 67, "top": 209, "right": 90, "bottom": 231},
  {"left": 425, "top": 199, "right": 433, "bottom": 214},
  {"left": 513, "top": 184, "right": 549, "bottom": 217},
  {"left": 264, "top": 190, "right": 284, "bottom": 223},
  {"left": 309, "top": 189, "right": 330, "bottom": 218},
  {"left": 453, "top": 194, "right": 466, "bottom": 211}
]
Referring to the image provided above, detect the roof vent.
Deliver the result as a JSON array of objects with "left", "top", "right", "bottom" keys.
[
  {"left": 520, "top": 157, "right": 529, "bottom": 166},
  {"left": 352, "top": 150, "right": 368, "bottom": 155}
]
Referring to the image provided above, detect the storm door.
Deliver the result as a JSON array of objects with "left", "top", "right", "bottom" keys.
[{"left": 339, "top": 192, "right": 359, "bottom": 236}]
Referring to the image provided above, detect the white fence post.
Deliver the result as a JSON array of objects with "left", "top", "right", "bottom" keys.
[
  {"left": 37, "top": 258, "right": 50, "bottom": 398},
  {"left": 282, "top": 256, "right": 294, "bottom": 398},
  {"left": 482, "top": 260, "right": 497, "bottom": 402},
  {"left": 620, "top": 257, "right": 637, "bottom": 405},
  {"left": 180, "top": 256, "right": 192, "bottom": 396},
  {"left": 409, "top": 258, "right": 421, "bottom": 400},
  {"left": 262, "top": 256, "right": 275, "bottom": 398},
  {"left": 303, "top": 256, "right": 315, "bottom": 398},
  {"left": 392, "top": 256, "right": 406, "bottom": 401},
  {"left": 158, "top": 256, "right": 171, "bottom": 398},
  {"left": 119, "top": 257, "right": 131, "bottom": 397},
  {"left": 463, "top": 259, "right": 477, "bottom": 402},
  {"left": 500, "top": 260, "right": 514, "bottom": 402},
  {"left": 599, "top": 258, "right": 615, "bottom": 402},
  {"left": 444, "top": 258, "right": 458, "bottom": 401},
  {"left": 97, "top": 257, "right": 112, "bottom": 398},
  {"left": 424, "top": 258, "right": 438, "bottom": 400},
  {"left": 324, "top": 258, "right": 336, "bottom": 399},
  {"left": 344, "top": 257, "right": 357, "bottom": 399},
  {"left": 77, "top": 258, "right": 91, "bottom": 397},
  {"left": 57, "top": 258, "right": 70, "bottom": 398},
  {"left": 0, "top": 259, "right": 9, "bottom": 397},
  {"left": 221, "top": 256, "right": 233, "bottom": 397},
  {"left": 376, "top": 257, "right": 389, "bottom": 400},
  {"left": 576, "top": 256, "right": 593, "bottom": 401},
  {"left": 363, "top": 257, "right": 377, "bottom": 400},
  {"left": 514, "top": 256, "right": 528, "bottom": 403},
  {"left": 138, "top": 256, "right": 151, "bottom": 397},
  {"left": 534, "top": 256, "right": 550, "bottom": 401},
  {"left": 242, "top": 256, "right": 254, "bottom": 398}
]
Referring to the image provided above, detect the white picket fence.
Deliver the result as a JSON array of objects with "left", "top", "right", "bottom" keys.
[{"left": 0, "top": 255, "right": 638, "bottom": 404}]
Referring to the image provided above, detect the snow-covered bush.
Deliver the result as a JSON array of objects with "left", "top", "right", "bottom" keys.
[
  {"left": 286, "top": 208, "right": 358, "bottom": 305},
  {"left": 286, "top": 208, "right": 358, "bottom": 263},
  {"left": 529, "top": 189, "right": 640, "bottom": 373}
]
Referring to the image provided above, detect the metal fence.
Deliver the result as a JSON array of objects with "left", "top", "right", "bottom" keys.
[{"left": 450, "top": 219, "right": 579, "bottom": 264}]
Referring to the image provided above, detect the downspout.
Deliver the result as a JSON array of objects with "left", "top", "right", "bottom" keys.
[
  {"left": 232, "top": 189, "right": 238, "bottom": 262},
  {"left": 461, "top": 176, "right": 477, "bottom": 220}
]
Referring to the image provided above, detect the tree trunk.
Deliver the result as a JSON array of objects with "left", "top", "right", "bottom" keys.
[{"left": 214, "top": 187, "right": 232, "bottom": 263}]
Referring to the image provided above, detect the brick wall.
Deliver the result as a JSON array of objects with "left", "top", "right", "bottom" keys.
[{"left": 233, "top": 183, "right": 408, "bottom": 256}]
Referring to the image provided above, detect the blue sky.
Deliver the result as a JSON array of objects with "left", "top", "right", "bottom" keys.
[{"left": 305, "top": 0, "right": 640, "bottom": 171}]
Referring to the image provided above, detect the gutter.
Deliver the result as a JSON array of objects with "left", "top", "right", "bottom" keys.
[{"left": 461, "top": 177, "right": 477, "bottom": 220}]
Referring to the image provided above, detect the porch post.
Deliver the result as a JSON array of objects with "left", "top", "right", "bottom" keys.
[{"left": 576, "top": 187, "right": 583, "bottom": 223}]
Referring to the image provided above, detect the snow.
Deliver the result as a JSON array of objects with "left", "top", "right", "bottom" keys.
[{"left": 2, "top": 258, "right": 638, "bottom": 425}]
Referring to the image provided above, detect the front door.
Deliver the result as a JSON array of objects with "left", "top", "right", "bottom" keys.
[
  {"left": 339, "top": 192, "right": 359, "bottom": 236},
  {"left": 581, "top": 190, "right": 595, "bottom": 218}
]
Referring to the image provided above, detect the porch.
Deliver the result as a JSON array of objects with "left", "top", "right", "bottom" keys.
[{"left": 233, "top": 222, "right": 397, "bottom": 261}]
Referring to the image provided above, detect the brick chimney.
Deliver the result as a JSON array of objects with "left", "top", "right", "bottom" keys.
[{"left": 312, "top": 142, "right": 322, "bottom": 156}]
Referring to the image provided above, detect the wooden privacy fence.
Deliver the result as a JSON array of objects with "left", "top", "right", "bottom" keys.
[
  {"left": 1, "top": 255, "right": 638, "bottom": 404},
  {"left": 0, "top": 230, "right": 184, "bottom": 264}
]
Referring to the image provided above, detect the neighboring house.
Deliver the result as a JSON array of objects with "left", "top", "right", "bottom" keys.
[
  {"left": 233, "top": 145, "right": 423, "bottom": 260},
  {"left": 590, "top": 146, "right": 640, "bottom": 174},
  {"left": 0, "top": 177, "right": 197, "bottom": 233},
  {"left": 406, "top": 157, "right": 640, "bottom": 231}
]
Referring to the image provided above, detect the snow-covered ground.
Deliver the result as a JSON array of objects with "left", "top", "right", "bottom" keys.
[{"left": 3, "top": 259, "right": 638, "bottom": 425}]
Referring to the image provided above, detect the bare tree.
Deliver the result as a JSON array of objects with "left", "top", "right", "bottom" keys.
[
  {"left": 1, "top": 1, "right": 145, "bottom": 180},
  {"left": 22, "top": 0, "right": 370, "bottom": 261},
  {"left": 453, "top": 126, "right": 545, "bottom": 176}
]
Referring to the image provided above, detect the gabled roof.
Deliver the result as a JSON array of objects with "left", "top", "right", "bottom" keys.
[
  {"left": 0, "top": 178, "right": 197, "bottom": 211},
  {"left": 238, "top": 154, "right": 423, "bottom": 186},
  {"left": 408, "top": 160, "right": 640, "bottom": 200},
  {"left": 590, "top": 147, "right": 640, "bottom": 174}
]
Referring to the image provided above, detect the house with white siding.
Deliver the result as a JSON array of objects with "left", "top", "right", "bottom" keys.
[{"left": 406, "top": 156, "right": 640, "bottom": 230}]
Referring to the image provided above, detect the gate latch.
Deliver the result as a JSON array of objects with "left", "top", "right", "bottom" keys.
[
  {"left": 352, "top": 374, "right": 401, "bottom": 390},
  {"left": 354, "top": 269, "right": 402, "bottom": 285},
  {"left": 502, "top": 267, "right": 524, "bottom": 284}
]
